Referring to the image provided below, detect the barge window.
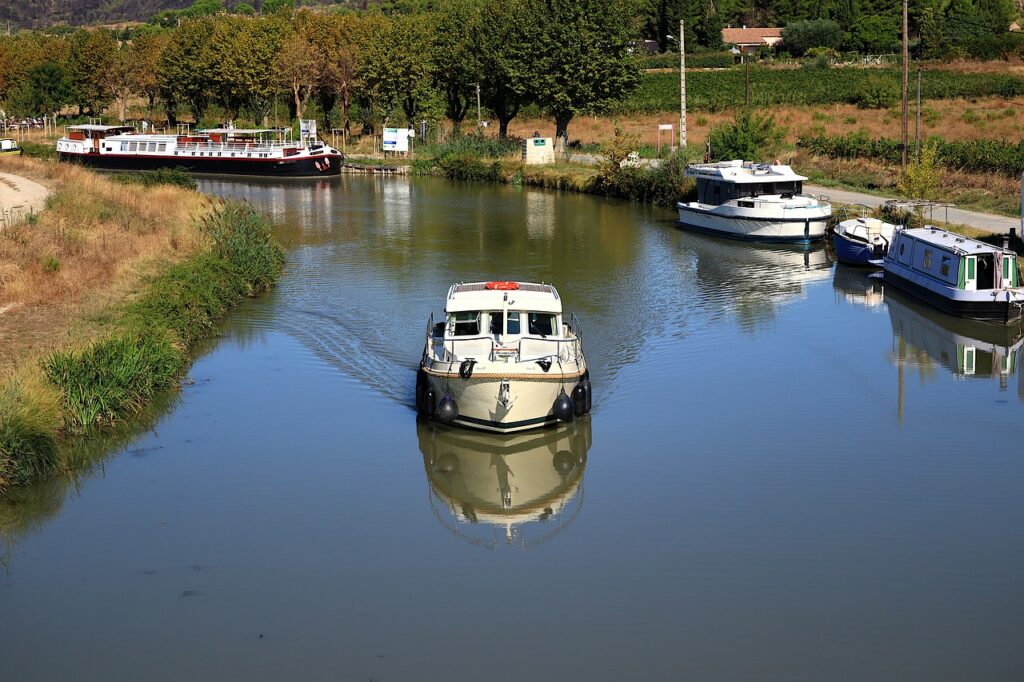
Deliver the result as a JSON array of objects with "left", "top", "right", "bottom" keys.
[
  {"left": 158, "top": 143, "right": 166, "bottom": 152},
  {"left": 738, "top": 200, "right": 755, "bottom": 208},
  {"left": 941, "top": 256, "right": 951, "bottom": 277},
  {"left": 129, "top": 142, "right": 138, "bottom": 152},
  {"left": 451, "top": 312, "right": 480, "bottom": 336},
  {"left": 923, "top": 250, "right": 932, "bottom": 269},
  {"left": 528, "top": 313, "right": 556, "bottom": 337}
]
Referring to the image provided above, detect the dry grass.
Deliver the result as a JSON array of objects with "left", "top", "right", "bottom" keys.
[
  {"left": 0, "top": 157, "right": 209, "bottom": 376},
  {"left": 504, "top": 96, "right": 1024, "bottom": 150}
]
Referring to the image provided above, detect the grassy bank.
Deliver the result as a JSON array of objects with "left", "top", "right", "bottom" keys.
[{"left": 0, "top": 160, "right": 283, "bottom": 492}]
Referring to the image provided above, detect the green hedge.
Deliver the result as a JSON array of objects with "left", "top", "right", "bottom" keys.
[
  {"left": 798, "top": 132, "right": 1024, "bottom": 176},
  {"left": 618, "top": 67, "right": 1024, "bottom": 113}
]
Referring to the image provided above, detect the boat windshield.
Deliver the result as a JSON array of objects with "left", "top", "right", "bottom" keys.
[{"left": 450, "top": 311, "right": 480, "bottom": 336}]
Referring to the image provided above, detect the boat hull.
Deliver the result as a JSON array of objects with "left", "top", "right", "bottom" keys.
[
  {"left": 833, "top": 231, "right": 886, "bottom": 266},
  {"left": 677, "top": 205, "right": 829, "bottom": 243},
  {"left": 418, "top": 365, "right": 589, "bottom": 434},
  {"left": 883, "top": 268, "right": 1024, "bottom": 323},
  {"left": 57, "top": 151, "right": 342, "bottom": 177}
]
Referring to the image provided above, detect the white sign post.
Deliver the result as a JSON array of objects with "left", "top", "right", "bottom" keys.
[
  {"left": 658, "top": 124, "right": 674, "bottom": 156},
  {"left": 383, "top": 127, "right": 413, "bottom": 156}
]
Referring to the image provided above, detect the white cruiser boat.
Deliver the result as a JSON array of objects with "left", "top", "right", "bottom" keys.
[
  {"left": 883, "top": 227, "right": 1024, "bottom": 322},
  {"left": 678, "top": 160, "right": 831, "bottom": 243},
  {"left": 417, "top": 281, "right": 591, "bottom": 433},
  {"left": 56, "top": 124, "right": 342, "bottom": 177}
]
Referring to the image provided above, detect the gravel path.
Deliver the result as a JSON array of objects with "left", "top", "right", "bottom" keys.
[{"left": 0, "top": 171, "right": 50, "bottom": 229}]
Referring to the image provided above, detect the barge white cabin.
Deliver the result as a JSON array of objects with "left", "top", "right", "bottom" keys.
[
  {"left": 677, "top": 160, "right": 831, "bottom": 243},
  {"left": 417, "top": 281, "right": 591, "bottom": 433},
  {"left": 56, "top": 124, "right": 342, "bottom": 177},
  {"left": 883, "top": 227, "right": 1024, "bottom": 323}
]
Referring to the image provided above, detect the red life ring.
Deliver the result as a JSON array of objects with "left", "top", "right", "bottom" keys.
[{"left": 485, "top": 281, "right": 520, "bottom": 290}]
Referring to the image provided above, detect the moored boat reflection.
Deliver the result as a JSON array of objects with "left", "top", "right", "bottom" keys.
[
  {"left": 888, "top": 288, "right": 1024, "bottom": 391},
  {"left": 832, "top": 264, "right": 885, "bottom": 308},
  {"left": 419, "top": 419, "right": 590, "bottom": 549}
]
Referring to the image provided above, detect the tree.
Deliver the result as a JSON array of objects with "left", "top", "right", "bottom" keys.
[
  {"left": 158, "top": 17, "right": 217, "bottom": 122},
  {"left": 432, "top": 0, "right": 483, "bottom": 131},
  {"left": 263, "top": 0, "right": 295, "bottom": 13},
  {"left": 235, "top": 2, "right": 256, "bottom": 14},
  {"left": 708, "top": 110, "right": 782, "bottom": 161},
  {"left": 129, "top": 32, "right": 170, "bottom": 116},
  {"left": 67, "top": 29, "right": 118, "bottom": 115},
  {"left": 478, "top": 0, "right": 536, "bottom": 138},
  {"left": 7, "top": 62, "right": 72, "bottom": 118},
  {"left": 360, "top": 13, "right": 440, "bottom": 126},
  {"left": 781, "top": 18, "right": 843, "bottom": 56},
  {"left": 302, "top": 12, "right": 376, "bottom": 134},
  {"left": 274, "top": 32, "right": 322, "bottom": 121},
  {"left": 525, "top": 0, "right": 640, "bottom": 144}
]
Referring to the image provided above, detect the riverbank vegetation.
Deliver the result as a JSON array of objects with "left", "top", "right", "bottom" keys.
[{"left": 0, "top": 160, "right": 283, "bottom": 492}]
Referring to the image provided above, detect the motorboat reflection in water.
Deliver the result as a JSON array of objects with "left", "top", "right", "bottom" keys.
[
  {"left": 419, "top": 420, "right": 590, "bottom": 548},
  {"left": 833, "top": 216, "right": 897, "bottom": 266},
  {"left": 417, "top": 281, "right": 591, "bottom": 433},
  {"left": 677, "top": 160, "right": 831, "bottom": 243},
  {"left": 833, "top": 265, "right": 885, "bottom": 308},
  {"left": 888, "top": 288, "right": 1024, "bottom": 387},
  {"left": 883, "top": 227, "right": 1024, "bottom": 322}
]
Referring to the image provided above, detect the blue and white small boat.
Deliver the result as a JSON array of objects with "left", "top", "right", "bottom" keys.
[{"left": 832, "top": 217, "right": 897, "bottom": 266}]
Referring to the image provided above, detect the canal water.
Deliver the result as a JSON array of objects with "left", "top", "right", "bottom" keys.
[{"left": 3, "top": 176, "right": 1023, "bottom": 680}]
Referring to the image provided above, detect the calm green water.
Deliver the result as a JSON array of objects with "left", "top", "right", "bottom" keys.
[{"left": 3, "top": 175, "right": 1024, "bottom": 680}]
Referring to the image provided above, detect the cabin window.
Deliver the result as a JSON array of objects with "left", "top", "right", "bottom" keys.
[
  {"left": 451, "top": 312, "right": 480, "bottom": 336},
  {"left": 967, "top": 258, "right": 976, "bottom": 280},
  {"left": 738, "top": 200, "right": 755, "bottom": 208},
  {"left": 489, "top": 312, "right": 521, "bottom": 335},
  {"left": 922, "top": 250, "right": 932, "bottom": 269},
  {"left": 899, "top": 243, "right": 905, "bottom": 256},
  {"left": 941, "top": 256, "right": 952, "bottom": 277},
  {"left": 158, "top": 143, "right": 166, "bottom": 152},
  {"left": 129, "top": 142, "right": 138, "bottom": 152},
  {"left": 528, "top": 313, "right": 556, "bottom": 337}
]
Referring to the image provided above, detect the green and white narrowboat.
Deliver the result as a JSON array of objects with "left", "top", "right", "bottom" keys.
[{"left": 883, "top": 227, "right": 1024, "bottom": 323}]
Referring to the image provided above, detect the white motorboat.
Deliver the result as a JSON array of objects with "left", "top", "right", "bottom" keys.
[
  {"left": 677, "top": 160, "right": 831, "bottom": 243},
  {"left": 417, "top": 281, "right": 591, "bottom": 433},
  {"left": 883, "top": 227, "right": 1024, "bottom": 323},
  {"left": 833, "top": 216, "right": 898, "bottom": 266}
]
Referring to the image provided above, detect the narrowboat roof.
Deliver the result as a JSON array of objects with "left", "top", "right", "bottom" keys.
[
  {"left": 899, "top": 226, "right": 1016, "bottom": 257},
  {"left": 445, "top": 281, "right": 562, "bottom": 314},
  {"left": 686, "top": 159, "right": 806, "bottom": 184}
]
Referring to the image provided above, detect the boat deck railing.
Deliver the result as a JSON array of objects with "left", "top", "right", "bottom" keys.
[
  {"left": 423, "top": 313, "right": 583, "bottom": 365},
  {"left": 174, "top": 141, "right": 300, "bottom": 154}
]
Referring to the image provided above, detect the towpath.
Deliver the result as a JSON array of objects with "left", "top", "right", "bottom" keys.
[
  {"left": 805, "top": 184, "right": 1020, "bottom": 235},
  {"left": 0, "top": 171, "right": 50, "bottom": 230}
]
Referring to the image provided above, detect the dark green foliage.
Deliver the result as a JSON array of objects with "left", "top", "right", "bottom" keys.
[
  {"left": 799, "top": 132, "right": 1024, "bottom": 176},
  {"left": 591, "top": 152, "right": 694, "bottom": 206},
  {"left": 709, "top": 111, "right": 782, "bottom": 162},
  {"left": 18, "top": 142, "right": 57, "bottom": 160},
  {"left": 4, "top": 62, "right": 73, "bottom": 117},
  {"left": 438, "top": 155, "right": 503, "bottom": 183},
  {"left": 854, "top": 75, "right": 899, "bottom": 109},
  {"left": 619, "top": 67, "right": 1024, "bottom": 113},
  {"left": 110, "top": 168, "right": 198, "bottom": 191},
  {"left": 782, "top": 19, "right": 843, "bottom": 57},
  {"left": 425, "top": 134, "right": 520, "bottom": 159}
]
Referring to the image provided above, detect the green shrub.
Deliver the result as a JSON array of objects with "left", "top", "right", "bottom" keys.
[
  {"left": 854, "top": 75, "right": 899, "bottom": 109},
  {"left": 0, "top": 376, "right": 60, "bottom": 486},
  {"left": 437, "top": 154, "right": 503, "bottom": 182},
  {"left": 709, "top": 110, "right": 783, "bottom": 161},
  {"left": 42, "top": 255, "right": 60, "bottom": 272},
  {"left": 110, "top": 168, "right": 198, "bottom": 190},
  {"left": 44, "top": 334, "right": 182, "bottom": 432}
]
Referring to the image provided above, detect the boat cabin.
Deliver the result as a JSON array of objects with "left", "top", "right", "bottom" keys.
[
  {"left": 434, "top": 281, "right": 576, "bottom": 362},
  {"left": 64, "top": 124, "right": 135, "bottom": 151},
  {"left": 888, "top": 227, "right": 1020, "bottom": 292},
  {"left": 686, "top": 160, "right": 805, "bottom": 205},
  {"left": 0, "top": 138, "right": 19, "bottom": 151}
]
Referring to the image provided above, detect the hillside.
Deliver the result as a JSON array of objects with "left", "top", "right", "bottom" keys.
[{"left": 0, "top": 0, "right": 346, "bottom": 30}]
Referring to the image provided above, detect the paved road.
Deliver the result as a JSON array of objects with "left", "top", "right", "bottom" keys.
[{"left": 808, "top": 184, "right": 1020, "bottom": 235}]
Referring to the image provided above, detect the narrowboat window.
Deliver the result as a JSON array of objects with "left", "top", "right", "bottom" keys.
[
  {"left": 967, "top": 258, "right": 976, "bottom": 280},
  {"left": 899, "top": 243, "right": 905, "bottom": 256},
  {"left": 488, "top": 312, "right": 521, "bottom": 335},
  {"left": 941, "top": 256, "right": 951, "bottom": 277},
  {"left": 923, "top": 250, "right": 932, "bottom": 269},
  {"left": 528, "top": 313, "right": 556, "bottom": 337},
  {"left": 451, "top": 312, "right": 480, "bottom": 336}
]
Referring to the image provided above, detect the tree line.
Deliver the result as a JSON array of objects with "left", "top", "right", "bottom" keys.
[{"left": 0, "top": 0, "right": 641, "bottom": 143}]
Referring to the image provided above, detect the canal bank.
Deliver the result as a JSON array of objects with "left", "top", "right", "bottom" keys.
[{"left": 0, "top": 159, "right": 284, "bottom": 492}]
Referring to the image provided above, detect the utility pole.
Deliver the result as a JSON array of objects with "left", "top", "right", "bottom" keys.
[
  {"left": 679, "top": 19, "right": 687, "bottom": 149},
  {"left": 476, "top": 83, "right": 481, "bottom": 129},
  {"left": 901, "top": 0, "right": 909, "bottom": 167},
  {"left": 915, "top": 68, "right": 922, "bottom": 162}
]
